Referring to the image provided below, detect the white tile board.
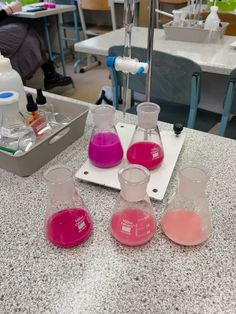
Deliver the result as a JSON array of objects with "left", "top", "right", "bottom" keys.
[{"left": 75, "top": 123, "right": 185, "bottom": 200}]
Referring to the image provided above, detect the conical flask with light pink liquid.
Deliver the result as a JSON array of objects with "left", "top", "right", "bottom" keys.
[
  {"left": 161, "top": 164, "right": 212, "bottom": 246},
  {"left": 110, "top": 164, "right": 157, "bottom": 246},
  {"left": 44, "top": 165, "right": 93, "bottom": 248},
  {"left": 88, "top": 105, "right": 123, "bottom": 168},
  {"left": 127, "top": 102, "right": 164, "bottom": 170}
]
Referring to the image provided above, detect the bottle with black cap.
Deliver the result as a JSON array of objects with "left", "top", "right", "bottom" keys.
[
  {"left": 25, "top": 93, "right": 48, "bottom": 137},
  {"left": 36, "top": 89, "right": 53, "bottom": 116}
]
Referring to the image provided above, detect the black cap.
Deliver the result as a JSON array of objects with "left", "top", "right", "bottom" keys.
[
  {"left": 36, "top": 88, "right": 46, "bottom": 105},
  {"left": 26, "top": 93, "right": 38, "bottom": 112},
  {"left": 173, "top": 123, "right": 183, "bottom": 136}
]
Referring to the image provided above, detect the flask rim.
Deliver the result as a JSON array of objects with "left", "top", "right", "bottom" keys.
[
  {"left": 91, "top": 104, "right": 115, "bottom": 115},
  {"left": 179, "top": 164, "right": 209, "bottom": 183},
  {"left": 118, "top": 164, "right": 150, "bottom": 186},
  {"left": 137, "top": 102, "right": 160, "bottom": 114},
  {"left": 43, "top": 165, "right": 75, "bottom": 185}
]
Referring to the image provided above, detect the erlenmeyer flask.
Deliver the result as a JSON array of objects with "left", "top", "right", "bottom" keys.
[
  {"left": 161, "top": 164, "right": 212, "bottom": 246},
  {"left": 127, "top": 102, "right": 164, "bottom": 170},
  {"left": 110, "top": 164, "right": 157, "bottom": 246},
  {"left": 88, "top": 105, "right": 123, "bottom": 168},
  {"left": 44, "top": 165, "right": 93, "bottom": 247}
]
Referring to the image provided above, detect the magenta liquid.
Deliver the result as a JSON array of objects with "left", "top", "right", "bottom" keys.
[
  {"left": 46, "top": 208, "right": 93, "bottom": 247},
  {"left": 127, "top": 141, "right": 164, "bottom": 170},
  {"left": 161, "top": 209, "right": 208, "bottom": 246},
  {"left": 110, "top": 208, "right": 156, "bottom": 246},
  {"left": 88, "top": 132, "right": 123, "bottom": 168}
]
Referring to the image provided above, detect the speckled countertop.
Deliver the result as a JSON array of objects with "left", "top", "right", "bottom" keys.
[{"left": 0, "top": 90, "right": 236, "bottom": 314}]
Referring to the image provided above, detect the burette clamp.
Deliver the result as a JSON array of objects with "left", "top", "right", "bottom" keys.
[{"left": 106, "top": 55, "right": 149, "bottom": 76}]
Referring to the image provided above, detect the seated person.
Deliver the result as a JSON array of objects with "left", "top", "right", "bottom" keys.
[{"left": 0, "top": 1, "right": 73, "bottom": 90}]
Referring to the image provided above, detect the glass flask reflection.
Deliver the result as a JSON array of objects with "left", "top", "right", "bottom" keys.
[
  {"left": 88, "top": 105, "right": 123, "bottom": 168},
  {"left": 110, "top": 164, "right": 157, "bottom": 246},
  {"left": 127, "top": 102, "right": 164, "bottom": 170},
  {"left": 161, "top": 164, "right": 212, "bottom": 246},
  {"left": 44, "top": 165, "right": 93, "bottom": 247}
]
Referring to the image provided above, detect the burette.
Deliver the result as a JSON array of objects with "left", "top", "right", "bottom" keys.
[{"left": 107, "top": 0, "right": 156, "bottom": 118}]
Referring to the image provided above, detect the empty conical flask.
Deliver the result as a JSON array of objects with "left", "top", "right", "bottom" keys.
[
  {"left": 161, "top": 164, "right": 212, "bottom": 246},
  {"left": 127, "top": 102, "right": 164, "bottom": 170},
  {"left": 44, "top": 165, "right": 93, "bottom": 247},
  {"left": 110, "top": 164, "right": 157, "bottom": 246},
  {"left": 88, "top": 105, "right": 123, "bottom": 168}
]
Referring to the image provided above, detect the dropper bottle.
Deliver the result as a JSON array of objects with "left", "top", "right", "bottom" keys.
[
  {"left": 25, "top": 93, "right": 42, "bottom": 124},
  {"left": 25, "top": 93, "right": 48, "bottom": 137},
  {"left": 36, "top": 88, "right": 53, "bottom": 116}
]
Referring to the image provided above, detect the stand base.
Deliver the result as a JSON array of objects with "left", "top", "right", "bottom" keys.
[{"left": 75, "top": 123, "right": 185, "bottom": 200}]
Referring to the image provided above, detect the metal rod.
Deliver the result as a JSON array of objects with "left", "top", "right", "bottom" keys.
[
  {"left": 145, "top": 0, "right": 156, "bottom": 102},
  {"left": 122, "top": 0, "right": 135, "bottom": 120}
]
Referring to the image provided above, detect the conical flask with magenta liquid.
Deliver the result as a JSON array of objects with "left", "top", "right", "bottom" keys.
[
  {"left": 44, "top": 165, "right": 93, "bottom": 248},
  {"left": 127, "top": 102, "right": 164, "bottom": 170},
  {"left": 110, "top": 164, "right": 157, "bottom": 246},
  {"left": 161, "top": 164, "right": 212, "bottom": 246},
  {"left": 88, "top": 105, "right": 123, "bottom": 168}
]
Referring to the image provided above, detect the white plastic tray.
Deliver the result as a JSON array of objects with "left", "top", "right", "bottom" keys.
[{"left": 75, "top": 123, "right": 185, "bottom": 200}]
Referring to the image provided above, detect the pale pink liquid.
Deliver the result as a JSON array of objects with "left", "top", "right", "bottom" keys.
[
  {"left": 46, "top": 208, "right": 93, "bottom": 247},
  {"left": 127, "top": 141, "right": 164, "bottom": 170},
  {"left": 110, "top": 208, "right": 156, "bottom": 246},
  {"left": 88, "top": 132, "right": 123, "bottom": 168},
  {"left": 161, "top": 210, "right": 208, "bottom": 246}
]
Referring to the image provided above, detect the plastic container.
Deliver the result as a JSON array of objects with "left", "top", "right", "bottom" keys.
[
  {"left": 163, "top": 21, "right": 229, "bottom": 43},
  {"left": 0, "top": 90, "right": 89, "bottom": 176},
  {"left": 0, "top": 92, "right": 36, "bottom": 152},
  {"left": 204, "top": 6, "right": 221, "bottom": 31},
  {"left": 0, "top": 53, "right": 27, "bottom": 113}
]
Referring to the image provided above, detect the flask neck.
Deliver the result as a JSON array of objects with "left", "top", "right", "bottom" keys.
[
  {"left": 119, "top": 165, "right": 150, "bottom": 202},
  {"left": 177, "top": 166, "right": 208, "bottom": 198},
  {"left": 91, "top": 104, "right": 115, "bottom": 130},
  {"left": 44, "top": 166, "right": 76, "bottom": 203}
]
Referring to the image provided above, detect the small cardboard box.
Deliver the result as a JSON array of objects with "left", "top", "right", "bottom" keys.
[{"left": 0, "top": 92, "right": 89, "bottom": 176}]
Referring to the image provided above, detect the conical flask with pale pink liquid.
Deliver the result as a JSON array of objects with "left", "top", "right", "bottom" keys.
[{"left": 161, "top": 164, "right": 212, "bottom": 246}]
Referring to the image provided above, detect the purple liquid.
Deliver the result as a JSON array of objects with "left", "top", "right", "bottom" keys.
[
  {"left": 46, "top": 208, "right": 93, "bottom": 247},
  {"left": 88, "top": 132, "right": 123, "bottom": 168},
  {"left": 127, "top": 141, "right": 164, "bottom": 170}
]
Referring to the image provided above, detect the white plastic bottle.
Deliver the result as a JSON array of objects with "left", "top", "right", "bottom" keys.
[
  {"left": 204, "top": 6, "right": 220, "bottom": 31},
  {"left": 0, "top": 52, "right": 27, "bottom": 114}
]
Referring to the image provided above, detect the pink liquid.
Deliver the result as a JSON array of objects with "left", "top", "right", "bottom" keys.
[
  {"left": 46, "top": 208, "right": 93, "bottom": 247},
  {"left": 161, "top": 210, "right": 208, "bottom": 246},
  {"left": 110, "top": 208, "right": 156, "bottom": 246},
  {"left": 127, "top": 141, "right": 164, "bottom": 170},
  {"left": 88, "top": 132, "right": 123, "bottom": 168}
]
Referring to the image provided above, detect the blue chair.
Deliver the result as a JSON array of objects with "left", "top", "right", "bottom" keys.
[
  {"left": 108, "top": 45, "right": 221, "bottom": 132},
  {"left": 219, "top": 68, "right": 236, "bottom": 139}
]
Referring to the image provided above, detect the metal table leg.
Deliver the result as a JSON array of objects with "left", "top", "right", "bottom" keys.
[{"left": 56, "top": 14, "right": 66, "bottom": 76}]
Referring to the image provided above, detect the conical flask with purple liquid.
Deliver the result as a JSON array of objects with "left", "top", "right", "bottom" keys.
[
  {"left": 127, "top": 102, "right": 164, "bottom": 170},
  {"left": 88, "top": 105, "right": 123, "bottom": 168}
]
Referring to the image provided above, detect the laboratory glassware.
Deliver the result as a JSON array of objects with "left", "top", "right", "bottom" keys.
[
  {"left": 127, "top": 102, "right": 164, "bottom": 170},
  {"left": 88, "top": 105, "right": 123, "bottom": 168},
  {"left": 44, "top": 165, "right": 93, "bottom": 248},
  {"left": 161, "top": 164, "right": 212, "bottom": 246},
  {"left": 0, "top": 92, "right": 36, "bottom": 151},
  {"left": 110, "top": 164, "right": 157, "bottom": 246}
]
